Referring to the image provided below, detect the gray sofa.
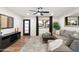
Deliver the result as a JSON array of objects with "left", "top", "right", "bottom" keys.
[
  {"left": 42, "top": 30, "right": 79, "bottom": 52},
  {"left": 54, "top": 30, "right": 76, "bottom": 47},
  {"left": 48, "top": 30, "right": 76, "bottom": 52}
]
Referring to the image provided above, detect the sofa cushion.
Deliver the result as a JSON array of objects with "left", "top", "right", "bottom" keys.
[
  {"left": 54, "top": 33, "right": 73, "bottom": 47},
  {"left": 63, "top": 31, "right": 70, "bottom": 37},
  {"left": 54, "top": 43, "right": 72, "bottom": 52},
  {"left": 54, "top": 34, "right": 68, "bottom": 41},
  {"left": 48, "top": 39, "right": 72, "bottom": 52},
  {"left": 60, "top": 30, "right": 76, "bottom": 37},
  {"left": 73, "top": 32, "right": 79, "bottom": 37},
  {"left": 65, "top": 38, "right": 73, "bottom": 47},
  {"left": 59, "top": 30, "right": 65, "bottom": 36},
  {"left": 48, "top": 39, "right": 63, "bottom": 51}
]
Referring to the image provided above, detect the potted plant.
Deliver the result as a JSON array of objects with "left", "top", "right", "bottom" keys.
[{"left": 53, "top": 22, "right": 61, "bottom": 34}]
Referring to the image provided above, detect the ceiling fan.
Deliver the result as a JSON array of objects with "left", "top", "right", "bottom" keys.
[{"left": 29, "top": 7, "right": 49, "bottom": 16}]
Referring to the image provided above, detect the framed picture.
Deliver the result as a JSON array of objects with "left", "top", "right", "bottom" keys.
[
  {"left": 8, "top": 17, "right": 14, "bottom": 28},
  {"left": 0, "top": 14, "right": 14, "bottom": 29},
  {"left": 38, "top": 20, "right": 49, "bottom": 28},
  {"left": 65, "top": 16, "right": 79, "bottom": 26}
]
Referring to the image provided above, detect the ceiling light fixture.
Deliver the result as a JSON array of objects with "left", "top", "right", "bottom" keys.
[
  {"left": 26, "top": 13, "right": 30, "bottom": 15},
  {"left": 37, "top": 13, "right": 41, "bottom": 16},
  {"left": 29, "top": 7, "right": 49, "bottom": 16},
  {"left": 51, "top": 13, "right": 53, "bottom": 16}
]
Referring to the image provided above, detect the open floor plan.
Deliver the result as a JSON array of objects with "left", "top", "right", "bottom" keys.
[{"left": 0, "top": 7, "right": 79, "bottom": 52}]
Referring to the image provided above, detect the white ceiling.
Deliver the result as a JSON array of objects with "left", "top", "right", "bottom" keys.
[{"left": 5, "top": 7, "right": 79, "bottom": 17}]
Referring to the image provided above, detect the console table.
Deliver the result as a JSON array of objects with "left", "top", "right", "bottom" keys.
[{"left": 0, "top": 32, "right": 21, "bottom": 51}]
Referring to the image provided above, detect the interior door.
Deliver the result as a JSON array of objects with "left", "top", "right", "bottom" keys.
[{"left": 23, "top": 20, "right": 30, "bottom": 35}]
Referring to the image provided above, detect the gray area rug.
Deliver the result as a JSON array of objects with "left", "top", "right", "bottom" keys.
[
  {"left": 70, "top": 40, "right": 79, "bottom": 52},
  {"left": 72, "top": 42, "right": 79, "bottom": 52},
  {"left": 20, "top": 36, "right": 48, "bottom": 52}
]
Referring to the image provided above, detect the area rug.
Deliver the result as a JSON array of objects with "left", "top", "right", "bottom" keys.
[
  {"left": 70, "top": 40, "right": 79, "bottom": 52},
  {"left": 20, "top": 36, "right": 48, "bottom": 52},
  {"left": 72, "top": 42, "right": 79, "bottom": 52}
]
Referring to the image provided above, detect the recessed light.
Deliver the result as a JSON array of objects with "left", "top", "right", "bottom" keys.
[
  {"left": 51, "top": 13, "right": 53, "bottom": 15},
  {"left": 26, "top": 13, "right": 30, "bottom": 15},
  {"left": 37, "top": 13, "right": 41, "bottom": 16}
]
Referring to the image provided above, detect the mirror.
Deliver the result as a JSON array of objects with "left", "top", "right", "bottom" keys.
[{"left": 8, "top": 17, "right": 14, "bottom": 28}]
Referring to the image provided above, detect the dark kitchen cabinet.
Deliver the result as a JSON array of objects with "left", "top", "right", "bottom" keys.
[{"left": 0, "top": 32, "right": 21, "bottom": 51}]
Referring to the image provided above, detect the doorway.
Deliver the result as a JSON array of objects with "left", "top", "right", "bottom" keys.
[
  {"left": 36, "top": 16, "right": 53, "bottom": 36},
  {"left": 23, "top": 19, "right": 30, "bottom": 35}
]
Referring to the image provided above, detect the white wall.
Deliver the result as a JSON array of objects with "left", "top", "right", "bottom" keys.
[
  {"left": 53, "top": 16, "right": 60, "bottom": 22},
  {"left": 58, "top": 8, "right": 79, "bottom": 31},
  {"left": 0, "top": 8, "right": 23, "bottom": 36}
]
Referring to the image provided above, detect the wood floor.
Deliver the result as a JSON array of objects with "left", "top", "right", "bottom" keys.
[{"left": 3, "top": 36, "right": 30, "bottom": 52}]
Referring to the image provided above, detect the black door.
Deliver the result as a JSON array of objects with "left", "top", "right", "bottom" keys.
[{"left": 23, "top": 20, "right": 30, "bottom": 35}]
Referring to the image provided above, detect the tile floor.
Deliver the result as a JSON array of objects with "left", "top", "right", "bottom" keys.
[{"left": 3, "top": 36, "right": 30, "bottom": 52}]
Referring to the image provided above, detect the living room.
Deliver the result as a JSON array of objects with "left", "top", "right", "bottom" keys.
[{"left": 0, "top": 7, "right": 79, "bottom": 52}]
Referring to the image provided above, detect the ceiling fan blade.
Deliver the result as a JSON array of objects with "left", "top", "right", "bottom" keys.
[
  {"left": 40, "top": 11, "right": 49, "bottom": 13},
  {"left": 29, "top": 7, "right": 50, "bottom": 16},
  {"left": 40, "top": 13, "right": 43, "bottom": 16}
]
